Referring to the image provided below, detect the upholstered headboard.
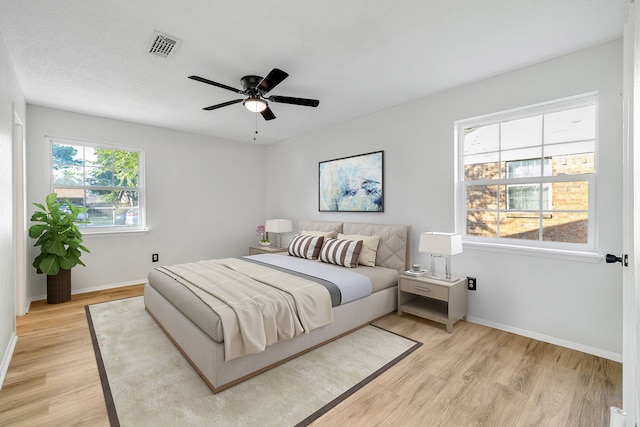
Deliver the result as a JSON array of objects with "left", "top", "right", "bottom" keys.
[
  {"left": 298, "top": 220, "right": 343, "bottom": 235},
  {"left": 298, "top": 220, "right": 411, "bottom": 272}
]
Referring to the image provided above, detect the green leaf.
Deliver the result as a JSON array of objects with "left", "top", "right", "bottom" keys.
[
  {"left": 42, "top": 235, "right": 66, "bottom": 256},
  {"left": 50, "top": 205, "right": 61, "bottom": 222},
  {"left": 45, "top": 192, "right": 57, "bottom": 209},
  {"left": 28, "top": 224, "right": 47, "bottom": 238},
  {"left": 30, "top": 211, "right": 48, "bottom": 222},
  {"left": 59, "top": 256, "right": 76, "bottom": 270},
  {"left": 38, "top": 254, "right": 60, "bottom": 276}
]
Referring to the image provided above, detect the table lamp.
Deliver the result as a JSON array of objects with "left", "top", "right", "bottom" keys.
[
  {"left": 418, "top": 232, "right": 463, "bottom": 281},
  {"left": 265, "top": 219, "right": 293, "bottom": 249}
]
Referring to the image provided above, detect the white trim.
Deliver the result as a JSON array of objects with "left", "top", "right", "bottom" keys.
[
  {"left": 0, "top": 333, "right": 18, "bottom": 391},
  {"left": 622, "top": 1, "right": 639, "bottom": 423},
  {"left": 45, "top": 135, "right": 146, "bottom": 234},
  {"left": 80, "top": 228, "right": 149, "bottom": 238},
  {"left": 13, "top": 109, "right": 27, "bottom": 316},
  {"left": 28, "top": 279, "right": 147, "bottom": 304},
  {"left": 467, "top": 316, "right": 621, "bottom": 362},
  {"left": 463, "top": 241, "right": 603, "bottom": 263},
  {"left": 455, "top": 92, "right": 599, "bottom": 254}
]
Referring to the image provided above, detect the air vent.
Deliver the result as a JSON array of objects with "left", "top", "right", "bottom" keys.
[{"left": 147, "top": 30, "right": 182, "bottom": 58}]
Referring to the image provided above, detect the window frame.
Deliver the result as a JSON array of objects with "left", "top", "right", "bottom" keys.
[
  {"left": 505, "top": 158, "right": 553, "bottom": 211},
  {"left": 45, "top": 136, "right": 146, "bottom": 235},
  {"left": 454, "top": 93, "right": 599, "bottom": 258}
]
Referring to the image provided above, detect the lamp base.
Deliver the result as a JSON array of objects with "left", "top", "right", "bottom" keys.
[{"left": 428, "top": 254, "right": 459, "bottom": 282}]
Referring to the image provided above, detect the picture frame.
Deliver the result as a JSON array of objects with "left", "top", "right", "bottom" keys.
[{"left": 319, "top": 150, "right": 384, "bottom": 212}]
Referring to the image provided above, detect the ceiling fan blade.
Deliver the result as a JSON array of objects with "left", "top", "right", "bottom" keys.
[
  {"left": 188, "top": 75, "right": 243, "bottom": 94},
  {"left": 269, "top": 95, "right": 319, "bottom": 107},
  {"left": 258, "top": 68, "right": 289, "bottom": 93},
  {"left": 203, "top": 99, "right": 243, "bottom": 110},
  {"left": 260, "top": 106, "right": 276, "bottom": 121}
]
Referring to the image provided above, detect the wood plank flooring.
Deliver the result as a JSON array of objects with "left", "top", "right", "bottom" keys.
[{"left": 0, "top": 285, "right": 622, "bottom": 426}]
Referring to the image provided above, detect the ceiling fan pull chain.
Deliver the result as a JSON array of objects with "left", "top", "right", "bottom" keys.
[{"left": 254, "top": 112, "right": 259, "bottom": 141}]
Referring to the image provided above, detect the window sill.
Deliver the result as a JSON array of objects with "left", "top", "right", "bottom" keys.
[
  {"left": 80, "top": 228, "right": 149, "bottom": 238},
  {"left": 462, "top": 240, "right": 603, "bottom": 263}
]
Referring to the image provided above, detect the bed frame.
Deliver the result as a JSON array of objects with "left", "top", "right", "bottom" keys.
[{"left": 144, "top": 221, "right": 410, "bottom": 393}]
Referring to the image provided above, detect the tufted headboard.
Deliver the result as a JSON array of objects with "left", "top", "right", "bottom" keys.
[{"left": 298, "top": 220, "right": 411, "bottom": 273}]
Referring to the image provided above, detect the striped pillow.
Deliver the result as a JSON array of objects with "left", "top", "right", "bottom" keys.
[
  {"left": 319, "top": 238, "right": 363, "bottom": 268},
  {"left": 288, "top": 235, "right": 324, "bottom": 260}
]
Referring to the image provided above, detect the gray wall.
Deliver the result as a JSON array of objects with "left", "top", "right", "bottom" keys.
[
  {"left": 0, "top": 31, "right": 25, "bottom": 387},
  {"left": 266, "top": 40, "right": 624, "bottom": 360},
  {"left": 26, "top": 106, "right": 267, "bottom": 299}
]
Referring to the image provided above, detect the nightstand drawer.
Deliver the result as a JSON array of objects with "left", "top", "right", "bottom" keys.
[{"left": 400, "top": 279, "right": 448, "bottom": 301}]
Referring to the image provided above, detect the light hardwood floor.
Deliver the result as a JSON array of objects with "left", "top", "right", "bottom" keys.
[{"left": 0, "top": 285, "right": 622, "bottom": 426}]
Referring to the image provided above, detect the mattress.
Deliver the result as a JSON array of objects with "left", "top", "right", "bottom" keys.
[{"left": 147, "top": 254, "right": 399, "bottom": 343}]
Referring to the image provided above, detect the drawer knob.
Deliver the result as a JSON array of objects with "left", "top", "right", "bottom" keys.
[{"left": 416, "top": 286, "right": 431, "bottom": 292}]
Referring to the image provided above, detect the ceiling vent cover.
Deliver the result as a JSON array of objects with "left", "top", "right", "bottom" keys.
[{"left": 147, "top": 30, "right": 182, "bottom": 58}]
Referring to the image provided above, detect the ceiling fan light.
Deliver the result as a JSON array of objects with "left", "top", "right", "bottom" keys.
[{"left": 243, "top": 97, "right": 267, "bottom": 113}]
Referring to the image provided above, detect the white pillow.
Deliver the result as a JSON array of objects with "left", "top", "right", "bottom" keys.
[
  {"left": 301, "top": 229, "right": 337, "bottom": 239},
  {"left": 338, "top": 233, "right": 380, "bottom": 267},
  {"left": 288, "top": 235, "right": 324, "bottom": 260},
  {"left": 319, "top": 238, "right": 363, "bottom": 268}
]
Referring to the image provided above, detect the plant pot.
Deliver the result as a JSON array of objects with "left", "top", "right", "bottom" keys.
[
  {"left": 259, "top": 241, "right": 271, "bottom": 247},
  {"left": 47, "top": 269, "right": 71, "bottom": 304}
]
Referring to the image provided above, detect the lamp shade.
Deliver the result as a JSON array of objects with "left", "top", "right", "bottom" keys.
[
  {"left": 265, "top": 219, "right": 292, "bottom": 233},
  {"left": 418, "top": 232, "right": 463, "bottom": 256}
]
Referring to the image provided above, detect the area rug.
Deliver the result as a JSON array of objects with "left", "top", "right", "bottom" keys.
[{"left": 86, "top": 296, "right": 420, "bottom": 427}]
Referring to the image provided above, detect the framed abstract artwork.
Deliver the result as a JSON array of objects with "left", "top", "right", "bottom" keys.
[{"left": 319, "top": 150, "right": 384, "bottom": 212}]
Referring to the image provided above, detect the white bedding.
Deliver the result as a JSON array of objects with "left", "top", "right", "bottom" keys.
[{"left": 244, "top": 253, "right": 373, "bottom": 304}]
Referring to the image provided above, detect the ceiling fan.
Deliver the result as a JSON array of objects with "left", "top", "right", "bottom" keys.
[{"left": 188, "top": 68, "right": 320, "bottom": 121}]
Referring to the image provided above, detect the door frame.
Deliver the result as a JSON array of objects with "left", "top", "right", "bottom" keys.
[
  {"left": 622, "top": 1, "right": 639, "bottom": 423},
  {"left": 13, "top": 109, "right": 27, "bottom": 316}
]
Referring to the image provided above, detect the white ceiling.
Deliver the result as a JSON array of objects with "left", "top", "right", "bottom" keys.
[{"left": 0, "top": 0, "right": 628, "bottom": 144}]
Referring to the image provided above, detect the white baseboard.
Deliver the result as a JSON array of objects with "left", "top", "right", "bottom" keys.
[
  {"left": 466, "top": 316, "right": 622, "bottom": 363},
  {"left": 28, "top": 279, "right": 148, "bottom": 307},
  {"left": 0, "top": 333, "right": 18, "bottom": 391}
]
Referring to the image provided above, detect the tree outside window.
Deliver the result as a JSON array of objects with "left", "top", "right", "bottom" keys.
[{"left": 49, "top": 138, "right": 143, "bottom": 231}]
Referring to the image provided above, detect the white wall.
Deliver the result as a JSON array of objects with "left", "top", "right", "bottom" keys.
[
  {"left": 26, "top": 106, "right": 267, "bottom": 299},
  {"left": 0, "top": 32, "right": 25, "bottom": 388},
  {"left": 266, "top": 40, "right": 624, "bottom": 360}
]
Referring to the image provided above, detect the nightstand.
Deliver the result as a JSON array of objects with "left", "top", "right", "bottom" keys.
[
  {"left": 397, "top": 274, "right": 468, "bottom": 333},
  {"left": 248, "top": 245, "right": 289, "bottom": 255}
]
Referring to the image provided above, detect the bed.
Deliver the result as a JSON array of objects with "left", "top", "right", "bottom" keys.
[{"left": 144, "top": 220, "right": 410, "bottom": 392}]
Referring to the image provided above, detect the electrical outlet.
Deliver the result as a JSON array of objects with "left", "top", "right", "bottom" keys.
[
  {"left": 152, "top": 253, "right": 159, "bottom": 263},
  {"left": 467, "top": 276, "right": 477, "bottom": 291}
]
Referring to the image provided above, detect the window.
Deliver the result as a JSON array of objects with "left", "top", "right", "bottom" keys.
[
  {"left": 48, "top": 137, "right": 144, "bottom": 232},
  {"left": 505, "top": 159, "right": 552, "bottom": 210},
  {"left": 456, "top": 94, "right": 596, "bottom": 251}
]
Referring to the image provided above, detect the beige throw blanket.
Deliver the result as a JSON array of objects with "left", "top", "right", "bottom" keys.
[{"left": 157, "top": 258, "right": 333, "bottom": 361}]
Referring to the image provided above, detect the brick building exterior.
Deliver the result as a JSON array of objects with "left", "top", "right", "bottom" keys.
[{"left": 465, "top": 152, "right": 593, "bottom": 244}]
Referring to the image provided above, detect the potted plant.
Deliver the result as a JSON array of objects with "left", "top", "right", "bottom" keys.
[
  {"left": 256, "top": 224, "right": 270, "bottom": 246},
  {"left": 29, "top": 192, "right": 90, "bottom": 304}
]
